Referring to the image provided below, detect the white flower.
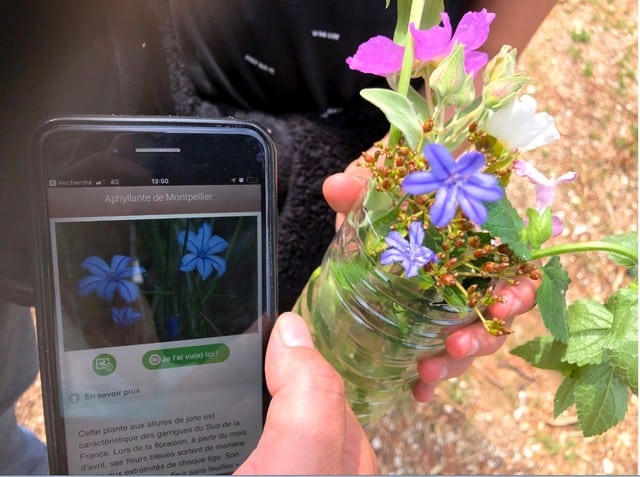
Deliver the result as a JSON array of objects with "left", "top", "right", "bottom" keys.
[{"left": 485, "top": 95, "right": 560, "bottom": 152}]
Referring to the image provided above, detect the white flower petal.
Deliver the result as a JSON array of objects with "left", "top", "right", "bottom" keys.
[{"left": 485, "top": 95, "right": 560, "bottom": 152}]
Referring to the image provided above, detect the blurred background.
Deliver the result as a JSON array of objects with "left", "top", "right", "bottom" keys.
[{"left": 17, "top": 0, "right": 638, "bottom": 474}]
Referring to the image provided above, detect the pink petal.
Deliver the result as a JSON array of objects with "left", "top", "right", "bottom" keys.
[
  {"left": 463, "top": 50, "right": 489, "bottom": 75},
  {"left": 451, "top": 9, "right": 495, "bottom": 51},
  {"left": 514, "top": 159, "right": 552, "bottom": 186},
  {"left": 555, "top": 171, "right": 578, "bottom": 184},
  {"left": 410, "top": 15, "right": 452, "bottom": 62},
  {"left": 346, "top": 35, "right": 404, "bottom": 76},
  {"left": 552, "top": 215, "right": 564, "bottom": 237}
]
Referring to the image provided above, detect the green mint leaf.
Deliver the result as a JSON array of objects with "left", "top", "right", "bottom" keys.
[
  {"left": 553, "top": 374, "right": 579, "bottom": 418},
  {"left": 521, "top": 207, "right": 553, "bottom": 250},
  {"left": 573, "top": 362, "right": 629, "bottom": 437},
  {"left": 537, "top": 256, "right": 570, "bottom": 342},
  {"left": 510, "top": 336, "right": 571, "bottom": 372},
  {"left": 602, "top": 232, "right": 638, "bottom": 277},
  {"left": 565, "top": 299, "right": 613, "bottom": 366},
  {"left": 608, "top": 340, "right": 638, "bottom": 395},
  {"left": 483, "top": 196, "right": 531, "bottom": 260},
  {"left": 360, "top": 88, "right": 423, "bottom": 149},
  {"left": 606, "top": 287, "right": 638, "bottom": 394}
]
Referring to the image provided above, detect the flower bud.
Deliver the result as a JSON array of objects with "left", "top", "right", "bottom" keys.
[
  {"left": 482, "top": 75, "right": 528, "bottom": 110},
  {"left": 429, "top": 43, "right": 475, "bottom": 106},
  {"left": 483, "top": 45, "right": 518, "bottom": 84}
]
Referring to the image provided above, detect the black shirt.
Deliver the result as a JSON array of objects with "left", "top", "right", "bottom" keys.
[{"left": 170, "top": 0, "right": 467, "bottom": 115}]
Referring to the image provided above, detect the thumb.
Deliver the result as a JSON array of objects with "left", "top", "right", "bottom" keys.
[{"left": 234, "top": 313, "right": 349, "bottom": 475}]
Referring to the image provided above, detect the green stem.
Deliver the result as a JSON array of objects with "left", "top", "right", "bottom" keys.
[
  {"left": 531, "top": 240, "right": 638, "bottom": 263},
  {"left": 389, "top": 0, "right": 425, "bottom": 148}
]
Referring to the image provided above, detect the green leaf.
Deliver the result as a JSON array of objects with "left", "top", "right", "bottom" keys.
[
  {"left": 510, "top": 336, "right": 571, "bottom": 372},
  {"left": 393, "top": 0, "right": 412, "bottom": 44},
  {"left": 573, "top": 362, "right": 629, "bottom": 437},
  {"left": 608, "top": 340, "right": 638, "bottom": 395},
  {"left": 392, "top": 0, "right": 444, "bottom": 45},
  {"left": 483, "top": 196, "right": 531, "bottom": 260},
  {"left": 554, "top": 374, "right": 579, "bottom": 417},
  {"left": 602, "top": 232, "right": 638, "bottom": 275},
  {"left": 360, "top": 88, "right": 423, "bottom": 149},
  {"left": 565, "top": 299, "right": 613, "bottom": 366},
  {"left": 606, "top": 287, "right": 638, "bottom": 394},
  {"left": 521, "top": 207, "right": 553, "bottom": 250},
  {"left": 419, "top": 0, "right": 444, "bottom": 29},
  {"left": 537, "top": 256, "right": 570, "bottom": 342},
  {"left": 407, "top": 85, "right": 430, "bottom": 121}
]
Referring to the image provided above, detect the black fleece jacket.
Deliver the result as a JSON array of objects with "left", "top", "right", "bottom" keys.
[{"left": 0, "top": 0, "right": 467, "bottom": 312}]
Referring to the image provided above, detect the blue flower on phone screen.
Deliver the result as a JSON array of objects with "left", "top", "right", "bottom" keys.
[
  {"left": 166, "top": 314, "right": 181, "bottom": 340},
  {"left": 111, "top": 307, "right": 143, "bottom": 327},
  {"left": 77, "top": 255, "right": 143, "bottom": 303},
  {"left": 177, "top": 223, "right": 228, "bottom": 280}
]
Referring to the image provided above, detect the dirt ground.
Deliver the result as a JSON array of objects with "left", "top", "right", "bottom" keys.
[{"left": 16, "top": 0, "right": 638, "bottom": 474}]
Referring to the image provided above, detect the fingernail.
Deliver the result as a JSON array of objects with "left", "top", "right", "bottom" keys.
[
  {"left": 278, "top": 313, "right": 315, "bottom": 349},
  {"left": 465, "top": 337, "right": 480, "bottom": 357},
  {"left": 438, "top": 365, "right": 449, "bottom": 380}
]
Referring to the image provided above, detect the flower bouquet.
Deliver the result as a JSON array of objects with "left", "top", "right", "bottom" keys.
[{"left": 294, "top": 0, "right": 637, "bottom": 437}]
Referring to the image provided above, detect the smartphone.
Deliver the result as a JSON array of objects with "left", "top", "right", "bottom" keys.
[{"left": 30, "top": 117, "right": 277, "bottom": 475}]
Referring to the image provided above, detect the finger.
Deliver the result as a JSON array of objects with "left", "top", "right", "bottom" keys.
[
  {"left": 343, "top": 402, "right": 380, "bottom": 474},
  {"left": 322, "top": 158, "right": 370, "bottom": 218},
  {"left": 416, "top": 354, "right": 475, "bottom": 382},
  {"left": 413, "top": 352, "right": 475, "bottom": 403},
  {"left": 444, "top": 277, "right": 540, "bottom": 359},
  {"left": 412, "top": 379, "right": 437, "bottom": 403},
  {"left": 322, "top": 170, "right": 370, "bottom": 229},
  {"left": 488, "top": 277, "right": 539, "bottom": 320},
  {"left": 444, "top": 319, "right": 510, "bottom": 360},
  {"left": 235, "top": 313, "right": 347, "bottom": 475}
]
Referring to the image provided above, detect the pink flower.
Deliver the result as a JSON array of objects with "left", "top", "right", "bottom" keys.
[
  {"left": 345, "top": 35, "right": 405, "bottom": 76},
  {"left": 346, "top": 10, "right": 495, "bottom": 77},
  {"left": 515, "top": 160, "right": 577, "bottom": 236},
  {"left": 411, "top": 9, "right": 495, "bottom": 75}
]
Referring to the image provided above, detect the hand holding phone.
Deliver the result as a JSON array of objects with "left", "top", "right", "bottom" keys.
[{"left": 30, "top": 117, "right": 277, "bottom": 474}]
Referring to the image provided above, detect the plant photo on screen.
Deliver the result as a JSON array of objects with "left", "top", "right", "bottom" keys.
[{"left": 56, "top": 216, "right": 259, "bottom": 351}]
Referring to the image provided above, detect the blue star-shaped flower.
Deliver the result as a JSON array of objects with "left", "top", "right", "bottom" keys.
[
  {"left": 177, "top": 222, "right": 228, "bottom": 280},
  {"left": 77, "top": 255, "right": 143, "bottom": 303},
  {"left": 380, "top": 221, "right": 437, "bottom": 278},
  {"left": 402, "top": 143, "right": 504, "bottom": 227},
  {"left": 111, "top": 307, "right": 143, "bottom": 327}
]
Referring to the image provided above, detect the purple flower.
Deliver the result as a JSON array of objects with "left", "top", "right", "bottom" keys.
[
  {"left": 78, "top": 255, "right": 143, "bottom": 303},
  {"left": 111, "top": 307, "right": 142, "bottom": 327},
  {"left": 514, "top": 160, "right": 577, "bottom": 236},
  {"left": 380, "top": 221, "right": 437, "bottom": 278},
  {"left": 402, "top": 144, "right": 503, "bottom": 227},
  {"left": 346, "top": 10, "right": 495, "bottom": 77},
  {"left": 178, "top": 222, "right": 228, "bottom": 280}
]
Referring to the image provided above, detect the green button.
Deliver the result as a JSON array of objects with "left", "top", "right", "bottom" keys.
[{"left": 142, "top": 344, "right": 230, "bottom": 370}]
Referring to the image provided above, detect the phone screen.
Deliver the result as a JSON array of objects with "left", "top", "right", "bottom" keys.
[{"left": 31, "top": 118, "right": 277, "bottom": 474}]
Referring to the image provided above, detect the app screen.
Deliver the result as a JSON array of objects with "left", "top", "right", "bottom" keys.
[{"left": 47, "top": 183, "right": 264, "bottom": 475}]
